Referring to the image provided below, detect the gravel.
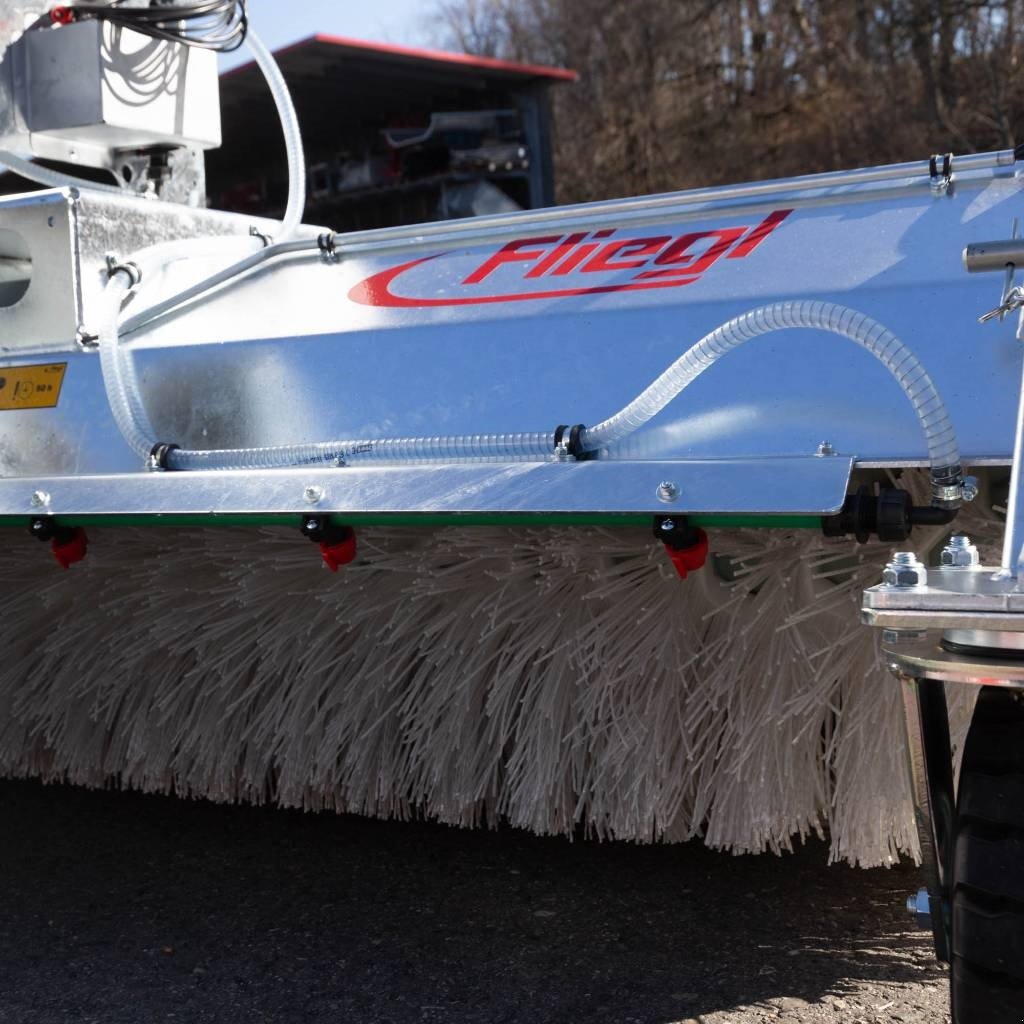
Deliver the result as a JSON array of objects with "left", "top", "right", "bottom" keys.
[{"left": 0, "top": 780, "right": 950, "bottom": 1023}]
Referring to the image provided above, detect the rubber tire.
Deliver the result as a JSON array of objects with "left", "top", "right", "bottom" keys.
[{"left": 952, "top": 686, "right": 1024, "bottom": 1023}]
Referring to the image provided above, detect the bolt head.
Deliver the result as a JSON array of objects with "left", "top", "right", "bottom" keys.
[
  {"left": 961, "top": 475, "right": 979, "bottom": 503},
  {"left": 657, "top": 481, "right": 679, "bottom": 502},
  {"left": 303, "top": 486, "right": 324, "bottom": 505},
  {"left": 882, "top": 553, "right": 927, "bottom": 588},
  {"left": 940, "top": 535, "right": 980, "bottom": 568},
  {"left": 660, "top": 519, "right": 675, "bottom": 532},
  {"left": 30, "top": 490, "right": 50, "bottom": 508},
  {"left": 816, "top": 441, "right": 835, "bottom": 456}
]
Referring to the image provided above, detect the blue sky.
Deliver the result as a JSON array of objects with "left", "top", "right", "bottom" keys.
[{"left": 222, "top": 1, "right": 442, "bottom": 70}]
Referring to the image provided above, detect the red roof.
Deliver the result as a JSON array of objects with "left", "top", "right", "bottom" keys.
[{"left": 223, "top": 33, "right": 577, "bottom": 83}]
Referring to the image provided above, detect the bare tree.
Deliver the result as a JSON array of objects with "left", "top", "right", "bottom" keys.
[{"left": 434, "top": 0, "right": 1024, "bottom": 203}]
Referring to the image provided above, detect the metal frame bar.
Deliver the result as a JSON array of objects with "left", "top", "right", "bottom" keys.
[{"left": 898, "top": 675, "right": 955, "bottom": 963}]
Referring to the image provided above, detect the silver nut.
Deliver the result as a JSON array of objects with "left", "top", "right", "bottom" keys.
[
  {"left": 657, "top": 481, "right": 679, "bottom": 502},
  {"left": 303, "top": 485, "right": 324, "bottom": 505},
  {"left": 882, "top": 552, "right": 928, "bottom": 588},
  {"left": 961, "top": 475, "right": 979, "bottom": 503},
  {"left": 940, "top": 535, "right": 980, "bottom": 568}
]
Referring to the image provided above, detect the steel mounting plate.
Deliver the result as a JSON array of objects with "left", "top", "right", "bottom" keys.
[
  {"left": 0, "top": 455, "right": 853, "bottom": 519},
  {"left": 885, "top": 637, "right": 1024, "bottom": 688}
]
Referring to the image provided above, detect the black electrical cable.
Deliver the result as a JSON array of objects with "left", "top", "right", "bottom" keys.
[{"left": 59, "top": 0, "right": 248, "bottom": 52}]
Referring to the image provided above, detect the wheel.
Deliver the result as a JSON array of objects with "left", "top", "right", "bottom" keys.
[{"left": 952, "top": 686, "right": 1024, "bottom": 1022}]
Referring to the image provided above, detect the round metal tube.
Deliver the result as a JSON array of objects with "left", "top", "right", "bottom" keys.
[{"left": 963, "top": 240, "right": 1024, "bottom": 273}]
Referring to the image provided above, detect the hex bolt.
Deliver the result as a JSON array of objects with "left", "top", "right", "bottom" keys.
[
  {"left": 961, "top": 476, "right": 979, "bottom": 503},
  {"left": 657, "top": 481, "right": 679, "bottom": 503},
  {"left": 940, "top": 534, "right": 980, "bottom": 568},
  {"left": 660, "top": 519, "right": 675, "bottom": 532},
  {"left": 304, "top": 518, "right": 319, "bottom": 532},
  {"left": 30, "top": 490, "right": 50, "bottom": 508},
  {"left": 882, "top": 551, "right": 928, "bottom": 588},
  {"left": 816, "top": 440, "right": 836, "bottom": 456},
  {"left": 303, "top": 486, "right": 324, "bottom": 505}
]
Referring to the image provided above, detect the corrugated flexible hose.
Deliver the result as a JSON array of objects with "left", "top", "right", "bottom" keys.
[{"left": 98, "top": 277, "right": 960, "bottom": 492}]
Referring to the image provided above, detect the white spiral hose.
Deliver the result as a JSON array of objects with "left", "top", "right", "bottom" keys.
[
  {"left": 581, "top": 300, "right": 960, "bottom": 474},
  {"left": 96, "top": 278, "right": 960, "bottom": 490}
]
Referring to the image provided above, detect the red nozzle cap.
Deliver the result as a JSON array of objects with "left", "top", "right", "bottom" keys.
[
  {"left": 52, "top": 527, "right": 87, "bottom": 569},
  {"left": 50, "top": 7, "right": 75, "bottom": 25},
  {"left": 663, "top": 528, "right": 708, "bottom": 579},
  {"left": 319, "top": 529, "right": 357, "bottom": 572}
]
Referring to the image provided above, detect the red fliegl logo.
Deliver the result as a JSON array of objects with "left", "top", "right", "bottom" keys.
[{"left": 348, "top": 209, "right": 792, "bottom": 308}]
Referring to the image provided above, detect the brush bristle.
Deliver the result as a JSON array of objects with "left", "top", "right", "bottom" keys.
[{"left": 0, "top": 473, "right": 998, "bottom": 866}]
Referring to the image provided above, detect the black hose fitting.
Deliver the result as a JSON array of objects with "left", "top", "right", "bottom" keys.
[
  {"left": 821, "top": 484, "right": 959, "bottom": 543},
  {"left": 149, "top": 442, "right": 180, "bottom": 470},
  {"left": 552, "top": 424, "right": 589, "bottom": 460}
]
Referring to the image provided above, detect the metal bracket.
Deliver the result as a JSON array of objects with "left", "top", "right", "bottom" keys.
[
  {"left": 929, "top": 152, "right": 953, "bottom": 194},
  {"left": 897, "top": 676, "right": 954, "bottom": 962},
  {"left": 967, "top": 218, "right": 1024, "bottom": 336}
]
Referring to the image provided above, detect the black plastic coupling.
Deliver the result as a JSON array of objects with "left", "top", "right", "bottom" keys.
[
  {"left": 552, "top": 424, "right": 590, "bottom": 460},
  {"left": 821, "top": 484, "right": 959, "bottom": 543},
  {"left": 301, "top": 515, "right": 357, "bottom": 572},
  {"left": 909, "top": 505, "right": 958, "bottom": 527},
  {"left": 822, "top": 486, "right": 910, "bottom": 543},
  {"left": 300, "top": 515, "right": 350, "bottom": 547},
  {"left": 654, "top": 515, "right": 710, "bottom": 578},
  {"left": 149, "top": 442, "right": 180, "bottom": 470},
  {"left": 28, "top": 516, "right": 76, "bottom": 546},
  {"left": 653, "top": 515, "right": 702, "bottom": 550}
]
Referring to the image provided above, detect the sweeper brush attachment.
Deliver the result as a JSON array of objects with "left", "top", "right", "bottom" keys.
[
  {"left": 0, "top": 504, "right": 995, "bottom": 863},
  {"left": 0, "top": 155, "right": 1016, "bottom": 869}
]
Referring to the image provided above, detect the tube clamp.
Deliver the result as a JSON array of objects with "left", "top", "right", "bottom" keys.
[
  {"left": 104, "top": 254, "right": 142, "bottom": 286},
  {"left": 148, "top": 442, "right": 180, "bottom": 471},
  {"left": 552, "top": 424, "right": 588, "bottom": 461}
]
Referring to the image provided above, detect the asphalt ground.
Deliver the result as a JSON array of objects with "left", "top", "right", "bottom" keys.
[{"left": 0, "top": 780, "right": 949, "bottom": 1023}]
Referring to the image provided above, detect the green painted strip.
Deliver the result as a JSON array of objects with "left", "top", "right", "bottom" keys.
[{"left": 0, "top": 512, "right": 822, "bottom": 530}]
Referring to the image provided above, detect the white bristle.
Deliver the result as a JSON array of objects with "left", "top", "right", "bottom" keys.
[{"left": 0, "top": 471, "right": 997, "bottom": 866}]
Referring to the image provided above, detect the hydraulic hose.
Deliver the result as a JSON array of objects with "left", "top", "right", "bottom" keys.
[
  {"left": 580, "top": 300, "right": 961, "bottom": 501},
  {"left": 98, "top": 235, "right": 266, "bottom": 462},
  {"left": 166, "top": 434, "right": 555, "bottom": 470},
  {"left": 98, "top": 270, "right": 157, "bottom": 459},
  {"left": 98, "top": 285, "right": 962, "bottom": 505},
  {"left": 245, "top": 27, "right": 305, "bottom": 241}
]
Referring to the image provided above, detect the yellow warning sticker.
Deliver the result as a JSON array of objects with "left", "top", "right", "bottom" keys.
[{"left": 0, "top": 363, "right": 67, "bottom": 411}]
